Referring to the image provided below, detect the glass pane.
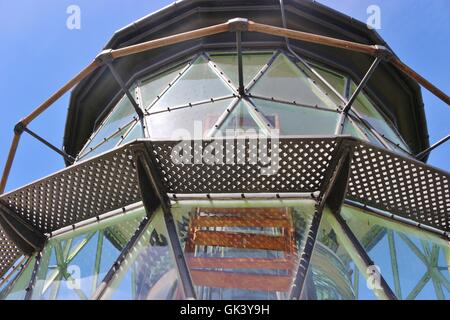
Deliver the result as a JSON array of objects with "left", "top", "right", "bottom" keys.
[
  {"left": 171, "top": 200, "right": 315, "bottom": 300},
  {"left": 0, "top": 257, "right": 36, "bottom": 300},
  {"left": 304, "top": 209, "right": 381, "bottom": 300},
  {"left": 349, "top": 82, "right": 410, "bottom": 151},
  {"left": 251, "top": 98, "right": 338, "bottom": 135},
  {"left": 31, "top": 208, "right": 145, "bottom": 300},
  {"left": 79, "top": 122, "right": 133, "bottom": 161},
  {"left": 308, "top": 62, "right": 347, "bottom": 97},
  {"left": 83, "top": 91, "right": 140, "bottom": 154},
  {"left": 102, "top": 210, "right": 182, "bottom": 300},
  {"left": 251, "top": 53, "right": 338, "bottom": 110},
  {"left": 341, "top": 205, "right": 450, "bottom": 300},
  {"left": 119, "top": 121, "right": 145, "bottom": 145},
  {"left": 149, "top": 56, "right": 233, "bottom": 113},
  {"left": 140, "top": 64, "right": 186, "bottom": 109},
  {"left": 216, "top": 100, "right": 264, "bottom": 136},
  {"left": 147, "top": 99, "right": 233, "bottom": 139},
  {"left": 209, "top": 52, "right": 273, "bottom": 89}
]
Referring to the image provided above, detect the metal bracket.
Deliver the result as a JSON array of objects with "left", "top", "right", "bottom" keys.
[
  {"left": 228, "top": 18, "right": 249, "bottom": 32},
  {"left": 0, "top": 201, "right": 46, "bottom": 254},
  {"left": 95, "top": 49, "right": 114, "bottom": 65},
  {"left": 374, "top": 45, "right": 394, "bottom": 61}
]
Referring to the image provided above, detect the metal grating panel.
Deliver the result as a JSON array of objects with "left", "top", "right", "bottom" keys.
[
  {"left": 348, "top": 142, "right": 450, "bottom": 232},
  {"left": 0, "top": 227, "right": 21, "bottom": 277},
  {"left": 149, "top": 138, "right": 339, "bottom": 194},
  {"left": 0, "top": 137, "right": 449, "bottom": 277},
  {"left": 1, "top": 146, "right": 141, "bottom": 234}
]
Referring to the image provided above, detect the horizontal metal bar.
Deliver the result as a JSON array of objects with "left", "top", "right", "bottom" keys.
[
  {"left": 47, "top": 201, "right": 144, "bottom": 239},
  {"left": 168, "top": 192, "right": 318, "bottom": 201}
]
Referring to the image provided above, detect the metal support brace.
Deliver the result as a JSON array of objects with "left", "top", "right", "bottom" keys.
[
  {"left": 24, "top": 251, "right": 42, "bottom": 300},
  {"left": 14, "top": 122, "right": 75, "bottom": 164},
  {"left": 236, "top": 31, "right": 245, "bottom": 96},
  {"left": 342, "top": 56, "right": 382, "bottom": 115},
  {"left": 134, "top": 144, "right": 197, "bottom": 300},
  {"left": 0, "top": 200, "right": 46, "bottom": 254},
  {"left": 289, "top": 140, "right": 352, "bottom": 299},
  {"left": 91, "top": 216, "right": 151, "bottom": 300},
  {"left": 416, "top": 134, "right": 450, "bottom": 160},
  {"left": 330, "top": 212, "right": 397, "bottom": 300},
  {"left": 97, "top": 50, "right": 144, "bottom": 120}
]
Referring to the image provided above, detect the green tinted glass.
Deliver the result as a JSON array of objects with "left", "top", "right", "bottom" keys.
[
  {"left": 0, "top": 257, "right": 36, "bottom": 300},
  {"left": 251, "top": 98, "right": 338, "bottom": 135},
  {"left": 251, "top": 53, "right": 337, "bottom": 110},
  {"left": 341, "top": 205, "right": 449, "bottom": 300},
  {"left": 209, "top": 52, "right": 273, "bottom": 89},
  {"left": 149, "top": 56, "right": 233, "bottom": 113},
  {"left": 304, "top": 209, "right": 381, "bottom": 300},
  {"left": 101, "top": 210, "right": 181, "bottom": 300},
  {"left": 30, "top": 209, "right": 145, "bottom": 300}
]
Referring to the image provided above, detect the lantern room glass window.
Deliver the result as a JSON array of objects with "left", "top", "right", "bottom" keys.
[{"left": 76, "top": 50, "right": 413, "bottom": 161}]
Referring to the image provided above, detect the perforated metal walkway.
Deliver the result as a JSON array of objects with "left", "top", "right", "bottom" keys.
[{"left": 1, "top": 136, "right": 449, "bottom": 276}]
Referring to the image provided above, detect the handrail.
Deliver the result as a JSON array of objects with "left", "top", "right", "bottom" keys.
[{"left": 1, "top": 18, "right": 449, "bottom": 193}]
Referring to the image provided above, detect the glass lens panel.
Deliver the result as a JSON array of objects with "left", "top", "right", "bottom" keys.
[
  {"left": 209, "top": 52, "right": 273, "bottom": 89},
  {"left": 341, "top": 205, "right": 450, "bottom": 300},
  {"left": 102, "top": 210, "right": 182, "bottom": 300},
  {"left": 251, "top": 98, "right": 338, "bottom": 135},
  {"left": 140, "top": 65, "right": 186, "bottom": 110},
  {"left": 119, "top": 121, "right": 144, "bottom": 145},
  {"left": 149, "top": 56, "right": 233, "bottom": 113},
  {"left": 31, "top": 208, "right": 145, "bottom": 300},
  {"left": 217, "top": 100, "right": 264, "bottom": 136},
  {"left": 0, "top": 257, "right": 36, "bottom": 300},
  {"left": 147, "top": 99, "right": 233, "bottom": 139},
  {"left": 251, "top": 53, "right": 338, "bottom": 110},
  {"left": 171, "top": 200, "right": 315, "bottom": 300},
  {"left": 308, "top": 63, "right": 347, "bottom": 97},
  {"left": 349, "top": 82, "right": 410, "bottom": 151},
  {"left": 304, "top": 209, "right": 381, "bottom": 300},
  {"left": 83, "top": 91, "right": 139, "bottom": 153},
  {"left": 79, "top": 122, "right": 134, "bottom": 161}
]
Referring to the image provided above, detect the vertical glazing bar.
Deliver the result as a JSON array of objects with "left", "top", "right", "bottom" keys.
[
  {"left": 289, "top": 201, "right": 323, "bottom": 299},
  {"left": 330, "top": 212, "right": 397, "bottom": 300},
  {"left": 136, "top": 149, "right": 196, "bottom": 299},
  {"left": 91, "top": 230, "right": 104, "bottom": 296},
  {"left": 92, "top": 216, "right": 151, "bottom": 300},
  {"left": 24, "top": 251, "right": 43, "bottom": 300},
  {"left": 387, "top": 230, "right": 402, "bottom": 299},
  {"left": 236, "top": 31, "right": 245, "bottom": 96}
]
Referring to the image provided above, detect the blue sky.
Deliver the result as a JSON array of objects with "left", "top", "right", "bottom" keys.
[{"left": 0, "top": 0, "right": 448, "bottom": 192}]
